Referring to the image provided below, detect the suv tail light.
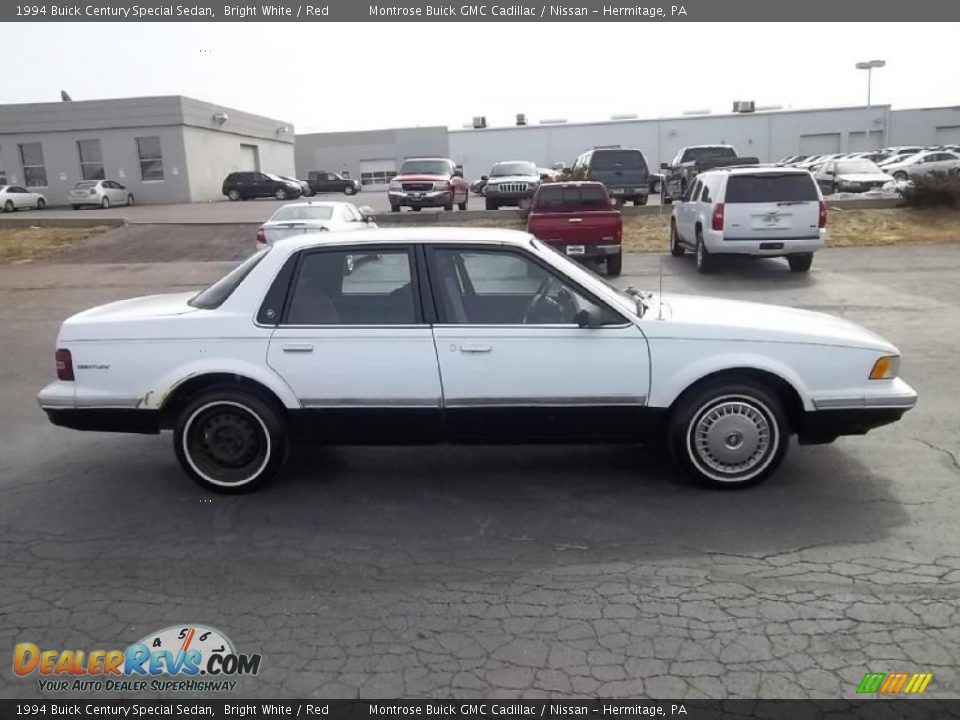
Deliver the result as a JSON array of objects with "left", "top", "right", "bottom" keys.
[
  {"left": 615, "top": 216, "right": 623, "bottom": 243},
  {"left": 711, "top": 203, "right": 725, "bottom": 231},
  {"left": 818, "top": 200, "right": 827, "bottom": 229},
  {"left": 255, "top": 228, "right": 266, "bottom": 245},
  {"left": 56, "top": 349, "right": 74, "bottom": 381}
]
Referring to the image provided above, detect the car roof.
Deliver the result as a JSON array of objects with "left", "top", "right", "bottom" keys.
[
  {"left": 271, "top": 227, "right": 532, "bottom": 253},
  {"left": 704, "top": 165, "right": 811, "bottom": 175},
  {"left": 274, "top": 200, "right": 353, "bottom": 208},
  {"left": 492, "top": 160, "right": 536, "bottom": 165},
  {"left": 402, "top": 157, "right": 450, "bottom": 162}
]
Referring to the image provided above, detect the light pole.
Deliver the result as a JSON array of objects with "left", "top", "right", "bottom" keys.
[{"left": 855, "top": 60, "right": 886, "bottom": 107}]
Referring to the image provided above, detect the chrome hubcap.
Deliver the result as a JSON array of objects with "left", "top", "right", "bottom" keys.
[{"left": 692, "top": 399, "right": 772, "bottom": 477}]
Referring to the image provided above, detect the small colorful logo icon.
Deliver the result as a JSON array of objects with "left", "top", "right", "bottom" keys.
[
  {"left": 14, "top": 624, "right": 261, "bottom": 692},
  {"left": 857, "top": 672, "right": 933, "bottom": 695}
]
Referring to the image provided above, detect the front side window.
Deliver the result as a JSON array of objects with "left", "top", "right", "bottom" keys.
[
  {"left": 285, "top": 249, "right": 416, "bottom": 325},
  {"left": 136, "top": 136, "right": 164, "bottom": 181},
  {"left": 429, "top": 249, "right": 616, "bottom": 326},
  {"left": 19, "top": 143, "right": 47, "bottom": 187},
  {"left": 77, "top": 139, "right": 105, "bottom": 180}
]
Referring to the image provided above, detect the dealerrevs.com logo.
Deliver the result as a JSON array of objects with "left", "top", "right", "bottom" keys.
[{"left": 14, "top": 625, "right": 261, "bottom": 693}]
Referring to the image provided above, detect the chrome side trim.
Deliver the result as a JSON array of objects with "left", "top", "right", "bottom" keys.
[
  {"left": 300, "top": 398, "right": 441, "bottom": 409},
  {"left": 813, "top": 395, "right": 917, "bottom": 410},
  {"left": 446, "top": 395, "right": 647, "bottom": 408}
]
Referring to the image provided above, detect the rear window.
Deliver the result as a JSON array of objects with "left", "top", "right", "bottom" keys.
[
  {"left": 189, "top": 247, "right": 271, "bottom": 309},
  {"left": 590, "top": 150, "right": 647, "bottom": 172},
  {"left": 270, "top": 205, "right": 334, "bottom": 221},
  {"left": 682, "top": 146, "right": 737, "bottom": 163},
  {"left": 74, "top": 181, "right": 98, "bottom": 188},
  {"left": 535, "top": 185, "right": 609, "bottom": 210},
  {"left": 724, "top": 174, "right": 819, "bottom": 203}
]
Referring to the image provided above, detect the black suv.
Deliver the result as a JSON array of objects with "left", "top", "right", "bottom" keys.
[
  {"left": 571, "top": 147, "right": 650, "bottom": 206},
  {"left": 222, "top": 172, "right": 303, "bottom": 201},
  {"left": 307, "top": 171, "right": 362, "bottom": 195}
]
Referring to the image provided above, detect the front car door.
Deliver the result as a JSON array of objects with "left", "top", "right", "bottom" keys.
[
  {"left": 266, "top": 244, "right": 443, "bottom": 441},
  {"left": 426, "top": 245, "right": 651, "bottom": 441}
]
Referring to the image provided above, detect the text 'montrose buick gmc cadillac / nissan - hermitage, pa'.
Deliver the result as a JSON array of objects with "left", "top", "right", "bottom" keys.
[{"left": 38, "top": 228, "right": 916, "bottom": 493}]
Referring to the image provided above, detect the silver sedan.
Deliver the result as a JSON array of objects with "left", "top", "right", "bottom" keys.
[
  {"left": 0, "top": 185, "right": 46, "bottom": 212},
  {"left": 68, "top": 180, "right": 134, "bottom": 209}
]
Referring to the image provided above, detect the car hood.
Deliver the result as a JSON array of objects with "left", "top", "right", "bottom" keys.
[
  {"left": 487, "top": 174, "right": 540, "bottom": 184},
  {"left": 645, "top": 293, "right": 897, "bottom": 352},
  {"left": 837, "top": 172, "right": 891, "bottom": 183}
]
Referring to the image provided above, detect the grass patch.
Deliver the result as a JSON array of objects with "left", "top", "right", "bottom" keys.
[{"left": 0, "top": 226, "right": 111, "bottom": 263}]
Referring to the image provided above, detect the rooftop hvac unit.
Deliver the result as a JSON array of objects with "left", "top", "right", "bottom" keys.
[
  {"left": 516, "top": 113, "right": 527, "bottom": 126},
  {"left": 610, "top": 114, "right": 638, "bottom": 120},
  {"left": 473, "top": 116, "right": 487, "bottom": 129},
  {"left": 732, "top": 101, "right": 756, "bottom": 113},
  {"left": 540, "top": 118, "right": 568, "bottom": 124}
]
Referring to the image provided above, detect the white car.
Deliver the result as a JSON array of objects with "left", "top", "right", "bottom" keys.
[
  {"left": 0, "top": 185, "right": 46, "bottom": 212},
  {"left": 813, "top": 159, "right": 892, "bottom": 195},
  {"left": 880, "top": 151, "right": 960, "bottom": 181},
  {"left": 256, "top": 201, "right": 377, "bottom": 246},
  {"left": 68, "top": 180, "right": 134, "bottom": 209},
  {"left": 37, "top": 228, "right": 916, "bottom": 493},
  {"left": 670, "top": 167, "right": 825, "bottom": 274}
]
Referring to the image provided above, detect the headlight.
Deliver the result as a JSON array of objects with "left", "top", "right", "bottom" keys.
[
  {"left": 433, "top": 181, "right": 451, "bottom": 191},
  {"left": 869, "top": 355, "right": 900, "bottom": 380},
  {"left": 389, "top": 181, "right": 401, "bottom": 190}
]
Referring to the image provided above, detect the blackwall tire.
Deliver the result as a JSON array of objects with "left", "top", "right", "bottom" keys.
[
  {"left": 668, "top": 379, "right": 789, "bottom": 489},
  {"left": 670, "top": 221, "right": 684, "bottom": 256},
  {"left": 174, "top": 390, "right": 287, "bottom": 493}
]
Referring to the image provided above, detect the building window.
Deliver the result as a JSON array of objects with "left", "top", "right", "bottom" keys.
[
  {"left": 360, "top": 170, "right": 397, "bottom": 186},
  {"left": 19, "top": 143, "right": 47, "bottom": 187},
  {"left": 77, "top": 139, "right": 105, "bottom": 180},
  {"left": 0, "top": 145, "right": 6, "bottom": 184},
  {"left": 136, "top": 136, "right": 164, "bottom": 181}
]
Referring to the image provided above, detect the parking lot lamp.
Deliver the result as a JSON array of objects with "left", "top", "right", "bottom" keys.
[{"left": 855, "top": 60, "right": 886, "bottom": 107}]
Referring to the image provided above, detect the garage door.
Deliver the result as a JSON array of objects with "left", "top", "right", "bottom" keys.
[
  {"left": 848, "top": 131, "right": 883, "bottom": 152},
  {"left": 934, "top": 126, "right": 960, "bottom": 145},
  {"left": 799, "top": 133, "right": 841, "bottom": 155},
  {"left": 238, "top": 144, "right": 260, "bottom": 172},
  {"left": 359, "top": 159, "right": 397, "bottom": 190}
]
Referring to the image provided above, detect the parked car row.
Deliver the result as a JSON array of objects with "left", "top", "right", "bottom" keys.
[
  {"left": 0, "top": 179, "right": 135, "bottom": 212},
  {"left": 777, "top": 146, "right": 960, "bottom": 190}
]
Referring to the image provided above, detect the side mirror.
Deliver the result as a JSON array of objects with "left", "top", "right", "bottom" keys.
[
  {"left": 481, "top": 175, "right": 488, "bottom": 181},
  {"left": 358, "top": 205, "right": 374, "bottom": 221},
  {"left": 575, "top": 306, "right": 603, "bottom": 329},
  {"left": 453, "top": 165, "right": 464, "bottom": 178},
  {"left": 660, "top": 162, "right": 669, "bottom": 170}
]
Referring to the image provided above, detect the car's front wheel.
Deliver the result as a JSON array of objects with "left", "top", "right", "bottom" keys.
[
  {"left": 101, "top": 196, "right": 111, "bottom": 209},
  {"left": 668, "top": 379, "right": 789, "bottom": 489},
  {"left": 344, "top": 185, "right": 356, "bottom": 196},
  {"left": 606, "top": 252, "right": 623, "bottom": 276},
  {"left": 37, "top": 198, "right": 46, "bottom": 210},
  {"left": 227, "top": 189, "right": 241, "bottom": 201},
  {"left": 670, "top": 221, "right": 685, "bottom": 256},
  {"left": 126, "top": 194, "right": 135, "bottom": 206},
  {"left": 695, "top": 231, "right": 713, "bottom": 273},
  {"left": 274, "top": 188, "right": 287, "bottom": 200},
  {"left": 174, "top": 390, "right": 288, "bottom": 493}
]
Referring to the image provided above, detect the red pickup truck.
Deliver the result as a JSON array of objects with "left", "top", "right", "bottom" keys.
[{"left": 526, "top": 181, "right": 624, "bottom": 276}]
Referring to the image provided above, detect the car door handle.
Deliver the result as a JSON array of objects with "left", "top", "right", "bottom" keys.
[
  {"left": 568, "top": 218, "right": 583, "bottom": 223},
  {"left": 459, "top": 343, "right": 492, "bottom": 353},
  {"left": 281, "top": 343, "right": 314, "bottom": 353}
]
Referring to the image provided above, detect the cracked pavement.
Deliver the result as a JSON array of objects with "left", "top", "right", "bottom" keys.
[{"left": 1, "top": 240, "right": 958, "bottom": 700}]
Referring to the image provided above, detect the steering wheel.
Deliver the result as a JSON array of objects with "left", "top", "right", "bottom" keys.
[{"left": 522, "top": 278, "right": 575, "bottom": 324}]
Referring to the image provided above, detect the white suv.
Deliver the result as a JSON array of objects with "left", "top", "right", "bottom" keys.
[{"left": 670, "top": 167, "right": 826, "bottom": 273}]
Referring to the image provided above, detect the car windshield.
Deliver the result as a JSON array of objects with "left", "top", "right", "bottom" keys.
[
  {"left": 490, "top": 162, "right": 536, "bottom": 177},
  {"left": 535, "top": 184, "right": 608, "bottom": 209},
  {"left": 591, "top": 151, "right": 647, "bottom": 171},
  {"left": 836, "top": 160, "right": 883, "bottom": 174},
  {"left": 399, "top": 160, "right": 450, "bottom": 175},
  {"left": 683, "top": 146, "right": 736, "bottom": 162},
  {"left": 270, "top": 205, "right": 335, "bottom": 221},
  {"left": 264, "top": 173, "right": 285, "bottom": 182},
  {"left": 189, "top": 247, "right": 271, "bottom": 309},
  {"left": 74, "top": 181, "right": 98, "bottom": 188},
  {"left": 725, "top": 173, "right": 819, "bottom": 203}
]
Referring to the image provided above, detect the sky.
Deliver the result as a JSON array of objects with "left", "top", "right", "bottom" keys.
[{"left": 3, "top": 23, "right": 959, "bottom": 133}]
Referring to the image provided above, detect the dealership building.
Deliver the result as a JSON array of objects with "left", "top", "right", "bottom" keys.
[
  {"left": 295, "top": 104, "right": 960, "bottom": 189},
  {"left": 0, "top": 95, "right": 295, "bottom": 205}
]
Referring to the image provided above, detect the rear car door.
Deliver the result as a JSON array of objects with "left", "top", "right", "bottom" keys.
[
  {"left": 722, "top": 172, "right": 821, "bottom": 240},
  {"left": 426, "top": 245, "right": 650, "bottom": 441},
  {"left": 11, "top": 186, "right": 30, "bottom": 208},
  {"left": 266, "top": 245, "right": 443, "bottom": 441},
  {"left": 676, "top": 179, "right": 701, "bottom": 240}
]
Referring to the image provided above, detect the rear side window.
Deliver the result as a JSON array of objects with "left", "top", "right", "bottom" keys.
[
  {"left": 535, "top": 185, "right": 609, "bottom": 210},
  {"left": 190, "top": 247, "right": 271, "bottom": 309},
  {"left": 590, "top": 150, "right": 648, "bottom": 172},
  {"left": 725, "top": 174, "right": 819, "bottom": 203}
]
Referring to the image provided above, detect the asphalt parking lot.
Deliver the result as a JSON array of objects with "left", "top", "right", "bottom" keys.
[{"left": 0, "top": 235, "right": 958, "bottom": 700}]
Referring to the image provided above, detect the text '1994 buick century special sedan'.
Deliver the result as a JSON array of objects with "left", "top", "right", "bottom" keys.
[{"left": 38, "top": 228, "right": 917, "bottom": 493}]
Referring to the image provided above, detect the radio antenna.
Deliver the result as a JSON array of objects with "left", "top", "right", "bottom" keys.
[{"left": 657, "top": 255, "right": 664, "bottom": 320}]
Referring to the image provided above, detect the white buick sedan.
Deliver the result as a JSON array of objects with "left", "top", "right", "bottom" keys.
[{"left": 38, "top": 228, "right": 917, "bottom": 493}]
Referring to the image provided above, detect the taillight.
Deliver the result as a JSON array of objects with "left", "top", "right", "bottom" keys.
[
  {"left": 616, "top": 216, "right": 623, "bottom": 243},
  {"left": 711, "top": 203, "right": 725, "bottom": 231},
  {"left": 255, "top": 228, "right": 266, "bottom": 245},
  {"left": 56, "top": 349, "right": 74, "bottom": 381},
  {"left": 818, "top": 200, "right": 827, "bottom": 229}
]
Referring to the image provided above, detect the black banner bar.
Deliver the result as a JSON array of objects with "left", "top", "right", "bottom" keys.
[
  {"left": 3, "top": 700, "right": 960, "bottom": 720},
  {"left": 2, "top": 0, "right": 959, "bottom": 22}
]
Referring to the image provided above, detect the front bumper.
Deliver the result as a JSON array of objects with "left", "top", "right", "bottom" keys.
[
  {"left": 389, "top": 190, "right": 452, "bottom": 207},
  {"left": 800, "top": 378, "right": 918, "bottom": 444},
  {"left": 484, "top": 187, "right": 536, "bottom": 202}
]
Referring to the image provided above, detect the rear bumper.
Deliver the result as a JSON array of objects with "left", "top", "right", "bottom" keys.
[
  {"left": 38, "top": 381, "right": 160, "bottom": 434},
  {"left": 606, "top": 188, "right": 648, "bottom": 199},
  {"left": 541, "top": 242, "right": 621, "bottom": 259},
  {"left": 705, "top": 229, "right": 824, "bottom": 256}
]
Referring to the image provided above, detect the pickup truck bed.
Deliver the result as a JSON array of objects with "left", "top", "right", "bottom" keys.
[{"left": 526, "top": 181, "right": 624, "bottom": 276}]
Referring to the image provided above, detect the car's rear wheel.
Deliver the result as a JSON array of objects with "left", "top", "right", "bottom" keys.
[
  {"left": 3, "top": 200, "right": 14, "bottom": 213},
  {"left": 670, "top": 221, "right": 685, "bottom": 256},
  {"left": 274, "top": 188, "right": 287, "bottom": 200},
  {"left": 635, "top": 195, "right": 648, "bottom": 206},
  {"left": 101, "top": 196, "right": 110, "bottom": 209},
  {"left": 126, "top": 194, "right": 135, "bottom": 206},
  {"left": 443, "top": 200, "right": 454, "bottom": 211},
  {"left": 668, "top": 379, "right": 789, "bottom": 489},
  {"left": 458, "top": 199, "right": 468, "bottom": 210},
  {"left": 71, "top": 204, "right": 80, "bottom": 210},
  {"left": 606, "top": 252, "right": 623, "bottom": 276},
  {"left": 37, "top": 198, "right": 46, "bottom": 210},
  {"left": 174, "top": 390, "right": 287, "bottom": 493},
  {"left": 893, "top": 171, "right": 908, "bottom": 181},
  {"left": 390, "top": 203, "right": 400, "bottom": 213},
  {"left": 411, "top": 206, "right": 422, "bottom": 212},
  {"left": 227, "top": 189, "right": 241, "bottom": 201},
  {"left": 788, "top": 253, "right": 814, "bottom": 273},
  {"left": 695, "top": 231, "right": 713, "bottom": 273},
  {"left": 344, "top": 186, "right": 356, "bottom": 196}
]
